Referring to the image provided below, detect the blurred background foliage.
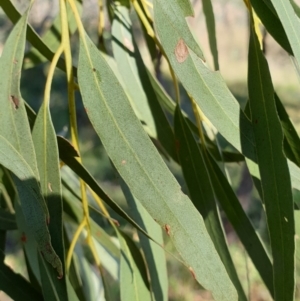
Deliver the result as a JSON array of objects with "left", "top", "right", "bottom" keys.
[{"left": 1, "top": 0, "right": 300, "bottom": 300}]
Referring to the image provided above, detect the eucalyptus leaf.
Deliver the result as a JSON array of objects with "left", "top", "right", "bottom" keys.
[
  {"left": 78, "top": 31, "right": 237, "bottom": 301},
  {"left": 248, "top": 15, "right": 295, "bottom": 300}
]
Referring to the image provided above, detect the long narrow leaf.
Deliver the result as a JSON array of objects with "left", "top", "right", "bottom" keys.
[
  {"left": 118, "top": 175, "right": 168, "bottom": 301},
  {"left": 269, "top": 0, "right": 300, "bottom": 67},
  {"left": 32, "top": 103, "right": 67, "bottom": 294},
  {"left": 0, "top": 9, "right": 62, "bottom": 278},
  {"left": 275, "top": 94, "right": 300, "bottom": 168},
  {"left": 153, "top": 0, "right": 256, "bottom": 161},
  {"left": 201, "top": 0, "right": 219, "bottom": 70},
  {"left": 78, "top": 31, "right": 237, "bottom": 300},
  {"left": 207, "top": 152, "right": 274, "bottom": 296},
  {"left": 174, "top": 106, "right": 246, "bottom": 300},
  {"left": 248, "top": 14, "right": 295, "bottom": 300},
  {"left": 118, "top": 231, "right": 152, "bottom": 301},
  {"left": 251, "top": 0, "right": 293, "bottom": 54}
]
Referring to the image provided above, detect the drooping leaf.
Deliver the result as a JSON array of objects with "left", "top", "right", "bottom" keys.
[
  {"left": 78, "top": 31, "right": 237, "bottom": 300},
  {"left": 248, "top": 14, "right": 295, "bottom": 300},
  {"left": 174, "top": 106, "right": 246, "bottom": 300},
  {"left": 61, "top": 174, "right": 120, "bottom": 260},
  {"left": 0, "top": 8, "right": 62, "bottom": 279},
  {"left": 201, "top": 0, "right": 219, "bottom": 70},
  {"left": 207, "top": 152, "right": 274, "bottom": 296},
  {"left": 118, "top": 174, "right": 168, "bottom": 301},
  {"left": 32, "top": 101, "right": 67, "bottom": 294},
  {"left": 112, "top": 5, "right": 158, "bottom": 139},
  {"left": 153, "top": 0, "right": 256, "bottom": 161},
  {"left": 113, "top": 5, "right": 177, "bottom": 160},
  {"left": 269, "top": 0, "right": 300, "bottom": 67},
  {"left": 59, "top": 145, "right": 160, "bottom": 242},
  {"left": 251, "top": 0, "right": 293, "bottom": 54},
  {"left": 275, "top": 94, "right": 300, "bottom": 168},
  {"left": 118, "top": 231, "right": 152, "bottom": 301},
  {"left": 153, "top": 0, "right": 204, "bottom": 60}
]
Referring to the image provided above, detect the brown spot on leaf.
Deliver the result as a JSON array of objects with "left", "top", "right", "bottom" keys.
[
  {"left": 10, "top": 95, "right": 19, "bottom": 109},
  {"left": 164, "top": 224, "right": 171, "bottom": 236},
  {"left": 175, "top": 39, "right": 188, "bottom": 63},
  {"left": 92, "top": 67, "right": 96, "bottom": 72},
  {"left": 13, "top": 59, "right": 18, "bottom": 64},
  {"left": 121, "top": 160, "right": 126, "bottom": 165},
  {"left": 189, "top": 266, "right": 196, "bottom": 279},
  {"left": 112, "top": 219, "right": 120, "bottom": 227},
  {"left": 21, "top": 232, "right": 27, "bottom": 243}
]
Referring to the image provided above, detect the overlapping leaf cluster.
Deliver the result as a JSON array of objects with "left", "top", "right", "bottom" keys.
[{"left": 0, "top": 0, "right": 299, "bottom": 300}]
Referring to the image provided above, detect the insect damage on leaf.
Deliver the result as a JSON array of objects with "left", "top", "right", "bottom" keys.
[
  {"left": 175, "top": 39, "right": 189, "bottom": 63},
  {"left": 164, "top": 224, "right": 171, "bottom": 235},
  {"left": 21, "top": 232, "right": 27, "bottom": 243},
  {"left": 10, "top": 95, "right": 19, "bottom": 110},
  {"left": 40, "top": 242, "right": 63, "bottom": 279}
]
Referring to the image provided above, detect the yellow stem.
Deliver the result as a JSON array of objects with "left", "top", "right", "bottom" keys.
[
  {"left": 131, "top": 0, "right": 180, "bottom": 102},
  {"left": 190, "top": 96, "right": 206, "bottom": 148},
  {"left": 66, "top": 219, "right": 86, "bottom": 272},
  {"left": 140, "top": 0, "right": 153, "bottom": 21},
  {"left": 98, "top": 0, "right": 105, "bottom": 37},
  {"left": 43, "top": 45, "right": 64, "bottom": 108}
]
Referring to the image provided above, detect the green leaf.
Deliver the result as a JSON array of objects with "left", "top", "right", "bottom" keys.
[
  {"left": 118, "top": 231, "right": 152, "bottom": 301},
  {"left": 13, "top": 192, "right": 41, "bottom": 283},
  {"left": 275, "top": 94, "right": 300, "bottom": 168},
  {"left": 113, "top": 5, "right": 177, "bottom": 160},
  {"left": 112, "top": 6, "right": 158, "bottom": 139},
  {"left": 118, "top": 176, "right": 168, "bottom": 301},
  {"left": 0, "top": 8, "right": 39, "bottom": 179},
  {"left": 0, "top": 209, "right": 16, "bottom": 230},
  {"left": 207, "top": 153, "right": 274, "bottom": 296},
  {"left": 0, "top": 8, "right": 62, "bottom": 278},
  {"left": 248, "top": 16, "right": 295, "bottom": 300},
  {"left": 78, "top": 31, "right": 237, "bottom": 300},
  {"left": 61, "top": 174, "right": 120, "bottom": 260},
  {"left": 0, "top": 259, "right": 43, "bottom": 301},
  {"left": 63, "top": 229, "right": 86, "bottom": 301},
  {"left": 201, "top": 0, "right": 219, "bottom": 70},
  {"left": 251, "top": 0, "right": 293, "bottom": 54},
  {"left": 174, "top": 0, "right": 194, "bottom": 17},
  {"left": 153, "top": 0, "right": 255, "bottom": 160},
  {"left": 269, "top": 0, "right": 300, "bottom": 67},
  {"left": 291, "top": 0, "right": 300, "bottom": 18},
  {"left": 59, "top": 143, "right": 158, "bottom": 242},
  {"left": 174, "top": 106, "right": 246, "bottom": 300},
  {"left": 32, "top": 100, "right": 66, "bottom": 292},
  {"left": 153, "top": 0, "right": 204, "bottom": 60}
]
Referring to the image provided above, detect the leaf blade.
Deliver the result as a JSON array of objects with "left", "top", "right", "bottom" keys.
[
  {"left": 78, "top": 32, "right": 237, "bottom": 301},
  {"left": 248, "top": 15, "right": 295, "bottom": 300}
]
